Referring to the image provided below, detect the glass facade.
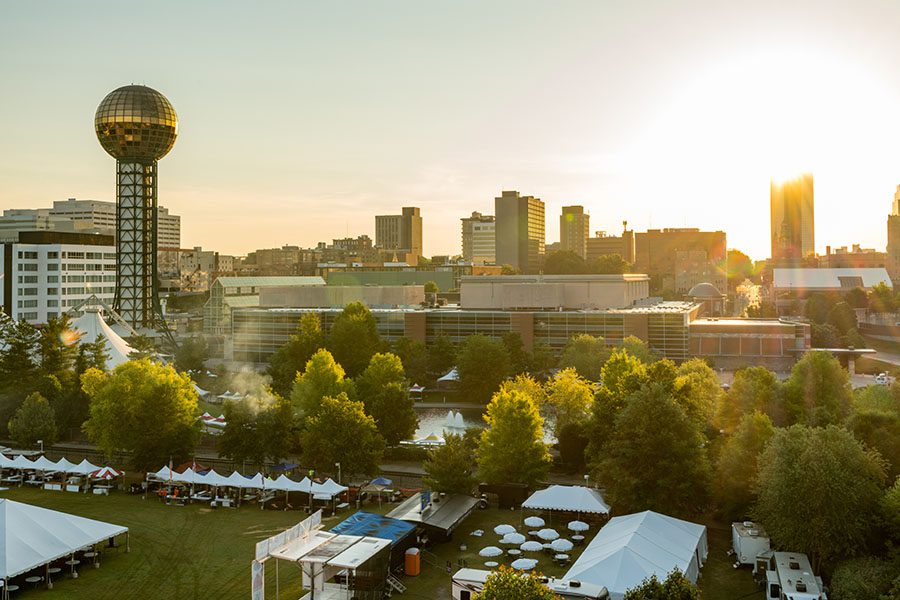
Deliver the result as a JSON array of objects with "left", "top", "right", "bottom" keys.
[{"left": 95, "top": 85, "right": 178, "bottom": 162}]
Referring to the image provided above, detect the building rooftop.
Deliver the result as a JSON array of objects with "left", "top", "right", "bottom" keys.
[
  {"left": 461, "top": 273, "right": 649, "bottom": 283},
  {"left": 773, "top": 268, "right": 892, "bottom": 290},
  {"left": 215, "top": 276, "right": 325, "bottom": 288}
]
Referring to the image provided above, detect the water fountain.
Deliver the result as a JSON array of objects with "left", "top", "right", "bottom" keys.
[{"left": 444, "top": 410, "right": 467, "bottom": 429}]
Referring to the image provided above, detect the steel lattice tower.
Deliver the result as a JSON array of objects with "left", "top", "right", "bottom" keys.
[{"left": 95, "top": 85, "right": 177, "bottom": 331}]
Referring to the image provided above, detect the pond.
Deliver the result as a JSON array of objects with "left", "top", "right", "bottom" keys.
[{"left": 413, "top": 407, "right": 557, "bottom": 444}]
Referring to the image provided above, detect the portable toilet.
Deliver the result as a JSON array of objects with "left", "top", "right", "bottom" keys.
[{"left": 405, "top": 547, "right": 420, "bottom": 576}]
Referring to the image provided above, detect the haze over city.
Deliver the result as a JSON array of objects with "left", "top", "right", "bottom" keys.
[{"left": 4, "top": 0, "right": 900, "bottom": 259}]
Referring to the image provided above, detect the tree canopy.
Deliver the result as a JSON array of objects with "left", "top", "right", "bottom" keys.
[
  {"left": 326, "top": 302, "right": 380, "bottom": 377},
  {"left": 423, "top": 432, "right": 477, "bottom": 494},
  {"left": 8, "top": 392, "right": 57, "bottom": 449},
  {"left": 717, "top": 366, "right": 783, "bottom": 431},
  {"left": 714, "top": 411, "right": 775, "bottom": 519},
  {"left": 457, "top": 334, "right": 510, "bottom": 404},
  {"left": 622, "top": 570, "right": 701, "bottom": 600},
  {"left": 267, "top": 313, "right": 324, "bottom": 397},
  {"left": 477, "top": 388, "right": 551, "bottom": 487},
  {"left": 356, "top": 352, "right": 417, "bottom": 445},
  {"left": 545, "top": 368, "right": 594, "bottom": 439},
  {"left": 290, "top": 349, "right": 356, "bottom": 417},
  {"left": 476, "top": 566, "right": 560, "bottom": 600},
  {"left": 558, "top": 334, "right": 609, "bottom": 381},
  {"left": 782, "top": 350, "right": 852, "bottom": 426},
  {"left": 299, "top": 393, "right": 384, "bottom": 477}
]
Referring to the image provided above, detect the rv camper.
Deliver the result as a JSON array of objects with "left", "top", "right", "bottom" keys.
[
  {"left": 755, "top": 551, "right": 827, "bottom": 600},
  {"left": 731, "top": 521, "right": 770, "bottom": 567},
  {"left": 451, "top": 568, "right": 609, "bottom": 600}
]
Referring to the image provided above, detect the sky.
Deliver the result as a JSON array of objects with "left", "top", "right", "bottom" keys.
[{"left": 2, "top": 1, "right": 900, "bottom": 261}]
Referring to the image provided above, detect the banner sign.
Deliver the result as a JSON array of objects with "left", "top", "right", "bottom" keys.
[{"left": 250, "top": 560, "right": 264, "bottom": 600}]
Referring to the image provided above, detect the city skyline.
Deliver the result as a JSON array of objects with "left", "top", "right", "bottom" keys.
[{"left": 4, "top": 1, "right": 900, "bottom": 260}]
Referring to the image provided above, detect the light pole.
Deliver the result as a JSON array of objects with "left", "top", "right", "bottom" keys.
[
  {"left": 583, "top": 474, "right": 589, "bottom": 488},
  {"left": 335, "top": 463, "right": 341, "bottom": 485},
  {"left": 37, "top": 440, "right": 44, "bottom": 454}
]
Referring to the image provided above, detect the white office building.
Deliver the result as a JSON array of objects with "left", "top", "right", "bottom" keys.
[{"left": 1, "top": 232, "right": 116, "bottom": 324}]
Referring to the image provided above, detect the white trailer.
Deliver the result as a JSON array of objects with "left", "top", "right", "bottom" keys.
[
  {"left": 755, "top": 551, "right": 827, "bottom": 600},
  {"left": 731, "top": 521, "right": 770, "bottom": 567},
  {"left": 451, "top": 568, "right": 609, "bottom": 600}
]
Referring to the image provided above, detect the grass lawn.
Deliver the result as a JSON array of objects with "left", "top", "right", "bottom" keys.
[{"left": 2, "top": 486, "right": 761, "bottom": 599}]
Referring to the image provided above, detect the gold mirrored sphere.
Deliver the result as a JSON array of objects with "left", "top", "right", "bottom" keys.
[{"left": 95, "top": 85, "right": 178, "bottom": 161}]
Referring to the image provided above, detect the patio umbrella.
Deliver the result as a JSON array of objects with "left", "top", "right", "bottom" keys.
[
  {"left": 494, "top": 524, "right": 516, "bottom": 536},
  {"left": 568, "top": 520, "right": 589, "bottom": 532},
  {"left": 523, "top": 516, "right": 545, "bottom": 528},
  {"left": 479, "top": 546, "right": 503, "bottom": 558},
  {"left": 520, "top": 541, "right": 543, "bottom": 552},
  {"left": 550, "top": 538, "right": 573, "bottom": 552},
  {"left": 537, "top": 528, "right": 560, "bottom": 541},
  {"left": 510, "top": 558, "right": 538, "bottom": 571},
  {"left": 501, "top": 533, "right": 526, "bottom": 545}
]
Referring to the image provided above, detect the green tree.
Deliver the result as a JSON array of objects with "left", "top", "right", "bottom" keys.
[
  {"left": 174, "top": 336, "right": 209, "bottom": 374},
  {"left": 586, "top": 348, "right": 650, "bottom": 461},
  {"left": 811, "top": 322, "right": 843, "bottom": 348},
  {"left": 218, "top": 399, "right": 266, "bottom": 467},
  {"left": 326, "top": 302, "right": 380, "bottom": 377},
  {"left": 598, "top": 386, "right": 712, "bottom": 517},
  {"left": 601, "top": 348, "right": 648, "bottom": 397},
  {"left": 257, "top": 394, "right": 297, "bottom": 463},
  {"left": 127, "top": 335, "right": 158, "bottom": 361},
  {"left": 543, "top": 250, "right": 586, "bottom": 274},
  {"left": 392, "top": 337, "right": 428, "bottom": 386},
  {"left": 476, "top": 566, "right": 560, "bottom": 600},
  {"left": 82, "top": 359, "right": 200, "bottom": 471},
  {"left": 545, "top": 368, "right": 594, "bottom": 439},
  {"left": 54, "top": 338, "right": 109, "bottom": 438},
  {"left": 673, "top": 358, "right": 721, "bottom": 430},
  {"left": 714, "top": 411, "right": 775, "bottom": 519},
  {"left": 882, "top": 477, "right": 900, "bottom": 541},
  {"left": 783, "top": 350, "right": 852, "bottom": 426},
  {"left": 848, "top": 409, "right": 900, "bottom": 478},
  {"left": 528, "top": 342, "right": 556, "bottom": 374},
  {"left": 423, "top": 280, "right": 439, "bottom": 294},
  {"left": 829, "top": 556, "right": 900, "bottom": 600},
  {"left": 727, "top": 249, "right": 755, "bottom": 290},
  {"left": 621, "top": 335, "right": 657, "bottom": 364},
  {"left": 500, "top": 264, "right": 520, "bottom": 275},
  {"left": 829, "top": 300, "right": 858, "bottom": 336},
  {"left": 500, "top": 374, "right": 547, "bottom": 410},
  {"left": 754, "top": 425, "right": 887, "bottom": 571},
  {"left": 588, "top": 253, "right": 631, "bottom": 275},
  {"left": 268, "top": 313, "right": 325, "bottom": 397},
  {"left": 8, "top": 392, "right": 58, "bottom": 448},
  {"left": 423, "top": 433, "right": 477, "bottom": 494},
  {"left": 477, "top": 388, "right": 551, "bottom": 487},
  {"left": 501, "top": 331, "right": 530, "bottom": 375},
  {"left": 457, "top": 334, "right": 510, "bottom": 404},
  {"left": 290, "top": 349, "right": 356, "bottom": 417},
  {"left": 0, "top": 316, "right": 39, "bottom": 423},
  {"left": 427, "top": 335, "right": 457, "bottom": 381},
  {"left": 853, "top": 384, "right": 900, "bottom": 415},
  {"left": 299, "top": 393, "right": 384, "bottom": 477},
  {"left": 844, "top": 286, "right": 869, "bottom": 309},
  {"left": 37, "top": 315, "right": 78, "bottom": 380},
  {"left": 557, "top": 421, "right": 589, "bottom": 470},
  {"left": 558, "top": 334, "right": 609, "bottom": 381},
  {"left": 870, "top": 281, "right": 897, "bottom": 313},
  {"left": 622, "top": 571, "right": 701, "bottom": 600},
  {"left": 805, "top": 292, "right": 837, "bottom": 324},
  {"left": 356, "top": 352, "right": 418, "bottom": 445}
]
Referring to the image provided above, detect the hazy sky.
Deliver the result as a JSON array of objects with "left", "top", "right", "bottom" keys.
[{"left": 3, "top": 1, "right": 900, "bottom": 260}]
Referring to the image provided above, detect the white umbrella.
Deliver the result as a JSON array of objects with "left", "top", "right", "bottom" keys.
[
  {"left": 479, "top": 546, "right": 503, "bottom": 558},
  {"left": 537, "top": 528, "right": 559, "bottom": 541},
  {"left": 550, "top": 538, "right": 573, "bottom": 552},
  {"left": 511, "top": 558, "right": 538, "bottom": 571},
  {"left": 494, "top": 524, "right": 516, "bottom": 536},
  {"left": 524, "top": 516, "right": 545, "bottom": 528},
  {"left": 568, "top": 520, "right": 589, "bottom": 532},
  {"left": 520, "top": 541, "right": 543, "bottom": 552},
  {"left": 501, "top": 533, "right": 526, "bottom": 545}
]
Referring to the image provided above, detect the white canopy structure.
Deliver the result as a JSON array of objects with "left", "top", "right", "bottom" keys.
[
  {"left": 0, "top": 499, "right": 129, "bottom": 581},
  {"left": 563, "top": 511, "right": 708, "bottom": 600},
  {"left": 313, "top": 478, "right": 348, "bottom": 499},
  {"left": 437, "top": 367, "right": 460, "bottom": 383},
  {"left": 522, "top": 485, "right": 611, "bottom": 515},
  {"left": 70, "top": 307, "right": 134, "bottom": 369}
]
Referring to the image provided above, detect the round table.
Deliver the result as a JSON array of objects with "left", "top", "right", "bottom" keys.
[
  {"left": 507, "top": 549, "right": 521, "bottom": 557},
  {"left": 66, "top": 559, "right": 81, "bottom": 578},
  {"left": 5, "top": 584, "right": 18, "bottom": 593},
  {"left": 528, "top": 530, "right": 539, "bottom": 537},
  {"left": 48, "top": 568, "right": 62, "bottom": 575},
  {"left": 25, "top": 576, "right": 42, "bottom": 588},
  {"left": 572, "top": 535, "right": 585, "bottom": 545},
  {"left": 484, "top": 561, "right": 499, "bottom": 568},
  {"left": 554, "top": 553, "right": 570, "bottom": 563}
]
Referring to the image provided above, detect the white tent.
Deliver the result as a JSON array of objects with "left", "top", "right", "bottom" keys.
[
  {"left": 9, "top": 456, "right": 34, "bottom": 470},
  {"left": 70, "top": 307, "right": 134, "bottom": 369},
  {"left": 29, "top": 456, "right": 59, "bottom": 472},
  {"left": 199, "top": 469, "right": 231, "bottom": 488},
  {"left": 522, "top": 485, "right": 611, "bottom": 515},
  {"left": 73, "top": 459, "right": 103, "bottom": 476},
  {"left": 0, "top": 498, "right": 128, "bottom": 581},
  {"left": 437, "top": 367, "right": 460, "bottom": 383},
  {"left": 563, "top": 511, "right": 708, "bottom": 600},
  {"left": 54, "top": 458, "right": 79, "bottom": 473},
  {"left": 312, "top": 478, "right": 348, "bottom": 499}
]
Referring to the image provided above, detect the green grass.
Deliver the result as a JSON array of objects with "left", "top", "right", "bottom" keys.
[{"left": 1, "top": 486, "right": 761, "bottom": 599}]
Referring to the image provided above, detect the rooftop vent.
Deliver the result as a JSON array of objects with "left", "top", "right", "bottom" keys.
[
  {"left": 569, "top": 580, "right": 581, "bottom": 588},
  {"left": 796, "top": 581, "right": 807, "bottom": 592},
  {"left": 789, "top": 560, "right": 801, "bottom": 570}
]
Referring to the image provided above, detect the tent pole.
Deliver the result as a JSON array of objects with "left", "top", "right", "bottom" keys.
[
  {"left": 126, "top": 531, "right": 130, "bottom": 553},
  {"left": 275, "top": 559, "right": 280, "bottom": 600},
  {"left": 46, "top": 563, "right": 51, "bottom": 589}
]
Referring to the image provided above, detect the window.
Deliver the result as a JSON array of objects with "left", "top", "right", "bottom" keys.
[
  {"left": 68, "top": 275, "right": 84, "bottom": 283},
  {"left": 20, "top": 275, "right": 38, "bottom": 283},
  {"left": 47, "top": 251, "right": 58, "bottom": 259},
  {"left": 18, "top": 264, "right": 37, "bottom": 272},
  {"left": 21, "top": 288, "right": 38, "bottom": 296},
  {"left": 66, "top": 263, "right": 84, "bottom": 271},
  {"left": 23, "top": 251, "right": 38, "bottom": 259},
  {"left": 47, "top": 275, "right": 58, "bottom": 283},
  {"left": 47, "top": 288, "right": 58, "bottom": 295},
  {"left": 47, "top": 264, "right": 58, "bottom": 271},
  {"left": 47, "top": 300, "right": 58, "bottom": 307},
  {"left": 22, "top": 300, "right": 37, "bottom": 308},
  {"left": 47, "top": 312, "right": 58, "bottom": 319},
  {"left": 21, "top": 312, "right": 38, "bottom": 321},
  {"left": 67, "top": 252, "right": 84, "bottom": 259},
  {"left": 103, "top": 253, "right": 116, "bottom": 260}
]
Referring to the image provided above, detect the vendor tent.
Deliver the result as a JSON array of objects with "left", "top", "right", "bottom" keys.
[
  {"left": 522, "top": 485, "right": 611, "bottom": 515},
  {"left": 29, "top": 456, "right": 59, "bottom": 472},
  {"left": 0, "top": 499, "right": 128, "bottom": 581},
  {"left": 54, "top": 458, "right": 78, "bottom": 473},
  {"left": 70, "top": 307, "right": 134, "bottom": 369},
  {"left": 314, "top": 478, "right": 348, "bottom": 499},
  {"left": 71, "top": 459, "right": 102, "bottom": 476},
  {"left": 563, "top": 511, "right": 708, "bottom": 600}
]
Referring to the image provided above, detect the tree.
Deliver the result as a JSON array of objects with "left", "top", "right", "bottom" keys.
[
  {"left": 782, "top": 350, "right": 852, "bottom": 426},
  {"left": 848, "top": 409, "right": 900, "bottom": 478},
  {"left": 290, "top": 349, "right": 356, "bottom": 417},
  {"left": 423, "top": 280, "right": 439, "bottom": 294},
  {"left": 621, "top": 335, "right": 657, "bottom": 364},
  {"left": 828, "top": 301, "right": 858, "bottom": 336},
  {"left": 326, "top": 302, "right": 380, "bottom": 377},
  {"left": 844, "top": 286, "right": 869, "bottom": 309},
  {"left": 753, "top": 425, "right": 887, "bottom": 571},
  {"left": 500, "top": 264, "right": 520, "bottom": 275},
  {"left": 853, "top": 384, "right": 900, "bottom": 415},
  {"left": 727, "top": 249, "right": 755, "bottom": 290},
  {"left": 805, "top": 292, "right": 837, "bottom": 324},
  {"left": 598, "top": 386, "right": 712, "bottom": 517},
  {"left": 8, "top": 392, "right": 57, "bottom": 448},
  {"left": 829, "top": 556, "right": 900, "bottom": 600},
  {"left": 218, "top": 399, "right": 266, "bottom": 467},
  {"left": 356, "top": 352, "right": 417, "bottom": 445},
  {"left": 427, "top": 335, "right": 456, "bottom": 381},
  {"left": 545, "top": 368, "right": 594, "bottom": 439},
  {"left": 870, "top": 281, "right": 897, "bottom": 313},
  {"left": 476, "top": 566, "right": 560, "bottom": 600},
  {"left": 127, "top": 335, "right": 158, "bottom": 361},
  {"left": 0, "top": 316, "right": 39, "bottom": 404},
  {"left": 299, "top": 393, "right": 384, "bottom": 477},
  {"left": 589, "top": 253, "right": 631, "bottom": 275},
  {"left": 457, "top": 334, "right": 510, "bottom": 404},
  {"left": 174, "top": 336, "right": 209, "bottom": 374},
  {"left": 882, "top": 477, "right": 900, "bottom": 541},
  {"left": 501, "top": 332, "right": 530, "bottom": 375},
  {"left": 543, "top": 250, "right": 586, "bottom": 274},
  {"left": 557, "top": 421, "right": 589, "bottom": 470},
  {"left": 477, "top": 388, "right": 551, "bottom": 487},
  {"left": 673, "top": 358, "right": 721, "bottom": 430},
  {"left": 811, "top": 322, "right": 843, "bottom": 348},
  {"left": 714, "top": 411, "right": 775, "bottom": 519},
  {"left": 600, "top": 348, "right": 648, "bottom": 397},
  {"left": 37, "top": 315, "right": 78, "bottom": 380},
  {"left": 622, "top": 570, "right": 701, "bottom": 600},
  {"left": 500, "top": 374, "right": 547, "bottom": 409},
  {"left": 268, "top": 313, "right": 325, "bottom": 397},
  {"left": 82, "top": 359, "right": 200, "bottom": 471},
  {"left": 392, "top": 337, "right": 428, "bottom": 386},
  {"left": 558, "top": 334, "right": 609, "bottom": 381},
  {"left": 528, "top": 343, "right": 556, "bottom": 374},
  {"left": 423, "top": 433, "right": 477, "bottom": 494}
]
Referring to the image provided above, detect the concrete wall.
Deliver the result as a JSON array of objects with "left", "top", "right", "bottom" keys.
[
  {"left": 259, "top": 285, "right": 424, "bottom": 308},
  {"left": 460, "top": 275, "right": 650, "bottom": 310}
]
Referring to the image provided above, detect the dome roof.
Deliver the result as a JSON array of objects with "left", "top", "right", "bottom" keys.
[
  {"left": 95, "top": 85, "right": 177, "bottom": 161},
  {"left": 687, "top": 282, "right": 724, "bottom": 298}
]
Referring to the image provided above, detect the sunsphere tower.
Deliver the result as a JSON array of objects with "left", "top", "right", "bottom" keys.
[{"left": 95, "top": 85, "right": 178, "bottom": 330}]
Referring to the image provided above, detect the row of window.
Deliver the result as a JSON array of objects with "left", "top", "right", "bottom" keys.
[{"left": 15, "top": 251, "right": 116, "bottom": 260}]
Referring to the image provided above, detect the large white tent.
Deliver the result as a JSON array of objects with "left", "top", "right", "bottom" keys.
[
  {"left": 70, "top": 307, "right": 134, "bottom": 369},
  {"left": 522, "top": 485, "right": 611, "bottom": 515},
  {"left": 0, "top": 499, "right": 128, "bottom": 584},
  {"left": 563, "top": 511, "right": 708, "bottom": 600}
]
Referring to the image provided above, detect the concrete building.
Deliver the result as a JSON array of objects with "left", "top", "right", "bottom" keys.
[
  {"left": 770, "top": 174, "right": 815, "bottom": 263},
  {"left": 586, "top": 227, "right": 636, "bottom": 264},
  {"left": 159, "top": 246, "right": 237, "bottom": 293},
  {"left": 460, "top": 212, "right": 496, "bottom": 264},
  {"left": 375, "top": 207, "right": 423, "bottom": 262},
  {"left": 460, "top": 274, "right": 649, "bottom": 310},
  {"left": 560, "top": 206, "right": 590, "bottom": 259},
  {"left": 48, "top": 198, "right": 181, "bottom": 249},
  {"left": 634, "top": 228, "right": 726, "bottom": 294},
  {"left": 495, "top": 190, "right": 545, "bottom": 274},
  {"left": 203, "top": 275, "right": 325, "bottom": 335},
  {"left": 772, "top": 267, "right": 892, "bottom": 296},
  {"left": 819, "top": 245, "right": 887, "bottom": 270},
  {"left": 259, "top": 284, "right": 424, "bottom": 308},
  {"left": 1, "top": 231, "right": 116, "bottom": 324},
  {"left": 887, "top": 185, "right": 900, "bottom": 281}
]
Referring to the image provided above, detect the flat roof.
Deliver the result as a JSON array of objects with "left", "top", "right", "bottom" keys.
[
  {"left": 387, "top": 493, "right": 478, "bottom": 534},
  {"left": 216, "top": 276, "right": 325, "bottom": 288},
  {"left": 235, "top": 301, "right": 699, "bottom": 317},
  {"left": 328, "top": 537, "right": 391, "bottom": 569},
  {"left": 690, "top": 318, "right": 801, "bottom": 328},
  {"left": 461, "top": 274, "right": 649, "bottom": 283},
  {"left": 773, "top": 267, "right": 892, "bottom": 289}
]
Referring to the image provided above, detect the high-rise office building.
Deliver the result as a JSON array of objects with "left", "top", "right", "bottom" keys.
[
  {"left": 375, "top": 207, "right": 423, "bottom": 261},
  {"left": 771, "top": 174, "right": 815, "bottom": 263},
  {"left": 586, "top": 226, "right": 636, "bottom": 264},
  {"left": 495, "top": 191, "right": 545, "bottom": 274},
  {"left": 461, "top": 212, "right": 496, "bottom": 264},
  {"left": 887, "top": 185, "right": 900, "bottom": 281},
  {"left": 559, "top": 206, "right": 589, "bottom": 259},
  {"left": 635, "top": 228, "right": 727, "bottom": 293}
]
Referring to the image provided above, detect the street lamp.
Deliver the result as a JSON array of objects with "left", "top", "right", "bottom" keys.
[
  {"left": 583, "top": 474, "right": 589, "bottom": 488},
  {"left": 335, "top": 463, "right": 341, "bottom": 485},
  {"left": 37, "top": 440, "right": 44, "bottom": 454}
]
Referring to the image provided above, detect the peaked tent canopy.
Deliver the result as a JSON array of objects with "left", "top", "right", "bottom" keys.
[
  {"left": 70, "top": 307, "right": 134, "bottom": 369},
  {"left": 0, "top": 499, "right": 128, "bottom": 579},
  {"left": 522, "top": 485, "right": 611, "bottom": 515}
]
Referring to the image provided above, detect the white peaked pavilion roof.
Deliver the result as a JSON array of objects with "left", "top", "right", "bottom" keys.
[
  {"left": 0, "top": 499, "right": 128, "bottom": 579},
  {"left": 563, "top": 511, "right": 708, "bottom": 600},
  {"left": 70, "top": 307, "right": 134, "bottom": 368},
  {"left": 522, "top": 485, "right": 611, "bottom": 515}
]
